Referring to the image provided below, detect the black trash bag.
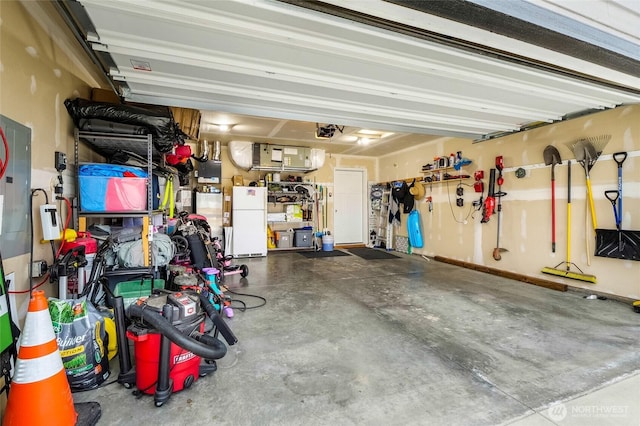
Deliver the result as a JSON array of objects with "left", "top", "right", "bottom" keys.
[
  {"left": 175, "top": 158, "right": 194, "bottom": 175},
  {"left": 64, "top": 98, "right": 187, "bottom": 152},
  {"left": 78, "top": 118, "right": 148, "bottom": 136},
  {"left": 108, "top": 151, "right": 130, "bottom": 165},
  {"left": 178, "top": 173, "right": 190, "bottom": 187}
]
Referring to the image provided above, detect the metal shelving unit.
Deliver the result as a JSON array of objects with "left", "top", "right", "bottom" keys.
[
  {"left": 266, "top": 181, "right": 317, "bottom": 250},
  {"left": 74, "top": 129, "right": 156, "bottom": 267},
  {"left": 369, "top": 184, "right": 392, "bottom": 249}
]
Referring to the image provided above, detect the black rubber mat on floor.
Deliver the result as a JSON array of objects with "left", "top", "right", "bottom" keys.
[
  {"left": 298, "top": 250, "right": 351, "bottom": 258},
  {"left": 76, "top": 401, "right": 102, "bottom": 426},
  {"left": 348, "top": 248, "right": 399, "bottom": 259}
]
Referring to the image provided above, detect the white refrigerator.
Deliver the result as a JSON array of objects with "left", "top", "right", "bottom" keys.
[{"left": 231, "top": 186, "right": 267, "bottom": 257}]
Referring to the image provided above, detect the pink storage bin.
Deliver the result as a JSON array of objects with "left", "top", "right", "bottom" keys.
[{"left": 105, "top": 177, "right": 147, "bottom": 211}]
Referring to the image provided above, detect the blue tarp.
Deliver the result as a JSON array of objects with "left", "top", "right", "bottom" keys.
[
  {"left": 79, "top": 164, "right": 147, "bottom": 212},
  {"left": 79, "top": 164, "right": 147, "bottom": 178}
]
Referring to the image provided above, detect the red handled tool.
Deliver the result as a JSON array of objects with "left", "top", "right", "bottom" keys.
[
  {"left": 481, "top": 169, "right": 496, "bottom": 223},
  {"left": 493, "top": 156, "right": 508, "bottom": 260}
]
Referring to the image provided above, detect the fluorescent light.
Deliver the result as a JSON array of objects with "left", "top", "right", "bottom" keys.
[{"left": 208, "top": 123, "right": 234, "bottom": 132}]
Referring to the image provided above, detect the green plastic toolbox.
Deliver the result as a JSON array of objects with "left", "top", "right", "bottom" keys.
[{"left": 112, "top": 278, "right": 165, "bottom": 307}]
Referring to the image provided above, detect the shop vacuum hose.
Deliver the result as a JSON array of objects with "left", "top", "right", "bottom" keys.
[{"left": 127, "top": 303, "right": 227, "bottom": 360}]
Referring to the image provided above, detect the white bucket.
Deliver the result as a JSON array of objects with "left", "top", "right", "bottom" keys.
[{"left": 322, "top": 234, "right": 334, "bottom": 251}]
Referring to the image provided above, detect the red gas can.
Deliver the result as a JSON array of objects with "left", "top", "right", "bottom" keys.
[
  {"left": 61, "top": 232, "right": 98, "bottom": 275},
  {"left": 61, "top": 231, "right": 98, "bottom": 254}
]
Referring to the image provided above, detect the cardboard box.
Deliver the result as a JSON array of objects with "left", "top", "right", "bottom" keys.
[
  {"left": 267, "top": 212, "right": 287, "bottom": 222},
  {"left": 91, "top": 88, "right": 121, "bottom": 104},
  {"left": 233, "top": 175, "right": 244, "bottom": 186},
  {"left": 223, "top": 186, "right": 232, "bottom": 226}
]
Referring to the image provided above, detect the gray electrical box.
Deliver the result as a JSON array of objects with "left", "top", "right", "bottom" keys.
[{"left": 0, "top": 115, "right": 31, "bottom": 258}]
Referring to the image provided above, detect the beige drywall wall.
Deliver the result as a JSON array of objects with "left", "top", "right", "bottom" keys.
[
  {"left": 318, "top": 154, "right": 376, "bottom": 235},
  {"left": 378, "top": 105, "right": 640, "bottom": 299},
  {"left": 0, "top": 1, "right": 109, "bottom": 326}
]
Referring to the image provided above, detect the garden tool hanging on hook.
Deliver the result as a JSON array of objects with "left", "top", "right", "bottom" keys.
[{"left": 492, "top": 156, "right": 508, "bottom": 261}]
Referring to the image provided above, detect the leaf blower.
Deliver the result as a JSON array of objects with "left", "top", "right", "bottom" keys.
[{"left": 481, "top": 169, "right": 497, "bottom": 223}]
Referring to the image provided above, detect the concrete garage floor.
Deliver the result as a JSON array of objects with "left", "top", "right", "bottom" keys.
[{"left": 75, "top": 250, "right": 640, "bottom": 425}]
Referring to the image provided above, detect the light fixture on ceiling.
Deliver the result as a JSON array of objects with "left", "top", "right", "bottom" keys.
[
  {"left": 354, "top": 130, "right": 390, "bottom": 145},
  {"left": 355, "top": 129, "right": 393, "bottom": 139},
  {"left": 210, "top": 123, "right": 235, "bottom": 133},
  {"left": 315, "top": 123, "right": 344, "bottom": 139}
]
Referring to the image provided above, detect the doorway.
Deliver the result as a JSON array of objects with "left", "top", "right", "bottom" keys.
[{"left": 333, "top": 168, "right": 367, "bottom": 245}]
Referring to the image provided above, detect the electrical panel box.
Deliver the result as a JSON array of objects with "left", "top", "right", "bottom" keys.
[{"left": 0, "top": 115, "right": 31, "bottom": 257}]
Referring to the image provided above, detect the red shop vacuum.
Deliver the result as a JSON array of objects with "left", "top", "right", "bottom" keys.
[{"left": 113, "top": 289, "right": 237, "bottom": 407}]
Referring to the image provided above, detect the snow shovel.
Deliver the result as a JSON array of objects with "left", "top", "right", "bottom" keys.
[
  {"left": 543, "top": 145, "right": 562, "bottom": 252},
  {"left": 613, "top": 152, "right": 627, "bottom": 223},
  {"left": 604, "top": 190, "right": 622, "bottom": 253}
]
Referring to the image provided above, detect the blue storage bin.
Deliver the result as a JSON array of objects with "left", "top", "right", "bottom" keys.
[{"left": 79, "top": 164, "right": 148, "bottom": 212}]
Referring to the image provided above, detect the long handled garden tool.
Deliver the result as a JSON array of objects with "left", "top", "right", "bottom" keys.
[
  {"left": 604, "top": 190, "right": 622, "bottom": 253},
  {"left": 613, "top": 151, "right": 627, "bottom": 222},
  {"left": 493, "top": 156, "right": 508, "bottom": 261},
  {"left": 567, "top": 135, "right": 611, "bottom": 264},
  {"left": 566, "top": 135, "right": 611, "bottom": 231},
  {"left": 542, "top": 160, "right": 596, "bottom": 284},
  {"left": 543, "top": 145, "right": 562, "bottom": 252}
]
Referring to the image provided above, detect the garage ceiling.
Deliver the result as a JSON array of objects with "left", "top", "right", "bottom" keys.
[{"left": 58, "top": 0, "right": 640, "bottom": 155}]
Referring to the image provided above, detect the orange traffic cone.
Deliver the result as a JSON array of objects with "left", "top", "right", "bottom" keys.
[{"left": 3, "top": 290, "right": 77, "bottom": 426}]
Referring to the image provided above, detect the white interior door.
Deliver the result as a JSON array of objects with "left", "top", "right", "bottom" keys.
[{"left": 333, "top": 168, "right": 366, "bottom": 244}]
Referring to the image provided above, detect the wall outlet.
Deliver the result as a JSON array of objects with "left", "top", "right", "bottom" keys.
[
  {"left": 31, "top": 260, "right": 47, "bottom": 278},
  {"left": 55, "top": 151, "right": 67, "bottom": 172}
]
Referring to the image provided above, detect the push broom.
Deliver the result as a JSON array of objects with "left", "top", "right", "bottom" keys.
[{"left": 542, "top": 160, "right": 597, "bottom": 283}]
